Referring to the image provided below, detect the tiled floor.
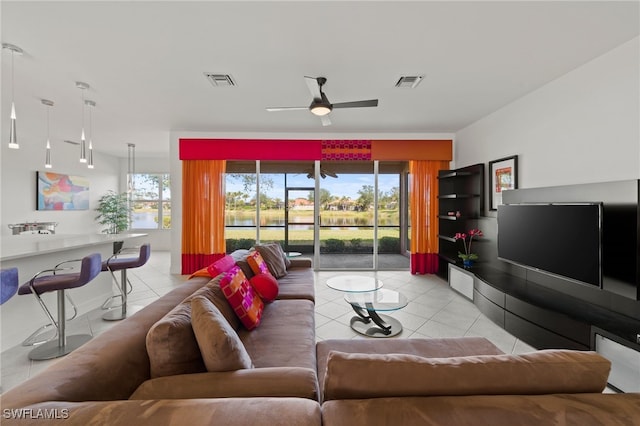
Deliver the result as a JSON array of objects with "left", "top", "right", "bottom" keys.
[{"left": 0, "top": 251, "right": 535, "bottom": 394}]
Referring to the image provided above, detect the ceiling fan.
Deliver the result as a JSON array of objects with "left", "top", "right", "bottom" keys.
[
  {"left": 305, "top": 164, "right": 338, "bottom": 179},
  {"left": 266, "top": 76, "right": 378, "bottom": 126}
]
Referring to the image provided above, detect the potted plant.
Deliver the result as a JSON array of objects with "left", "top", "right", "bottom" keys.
[
  {"left": 454, "top": 228, "right": 483, "bottom": 268},
  {"left": 95, "top": 191, "right": 131, "bottom": 234}
]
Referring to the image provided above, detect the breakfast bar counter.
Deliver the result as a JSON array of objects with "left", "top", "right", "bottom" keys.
[
  {"left": 0, "top": 233, "right": 148, "bottom": 350},
  {"left": 1, "top": 233, "right": 147, "bottom": 262}
]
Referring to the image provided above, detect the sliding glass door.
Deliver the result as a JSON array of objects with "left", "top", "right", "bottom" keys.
[{"left": 225, "top": 160, "right": 409, "bottom": 270}]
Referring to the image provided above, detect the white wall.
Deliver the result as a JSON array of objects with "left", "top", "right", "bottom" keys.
[
  {"left": 455, "top": 37, "right": 640, "bottom": 193},
  {"left": 0, "top": 140, "right": 120, "bottom": 237}
]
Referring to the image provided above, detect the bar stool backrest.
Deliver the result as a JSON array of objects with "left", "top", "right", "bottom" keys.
[{"left": 78, "top": 253, "right": 103, "bottom": 289}]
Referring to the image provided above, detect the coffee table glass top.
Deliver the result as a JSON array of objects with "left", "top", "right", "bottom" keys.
[
  {"left": 326, "top": 275, "right": 383, "bottom": 293},
  {"left": 344, "top": 289, "right": 408, "bottom": 312}
]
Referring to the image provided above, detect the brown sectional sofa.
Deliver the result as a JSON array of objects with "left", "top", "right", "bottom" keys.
[{"left": 2, "top": 256, "right": 639, "bottom": 425}]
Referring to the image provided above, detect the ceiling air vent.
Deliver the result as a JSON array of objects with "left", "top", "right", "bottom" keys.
[
  {"left": 394, "top": 75, "right": 424, "bottom": 88},
  {"left": 204, "top": 73, "right": 236, "bottom": 87}
]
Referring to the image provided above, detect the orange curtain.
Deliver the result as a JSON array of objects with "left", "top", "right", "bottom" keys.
[
  {"left": 182, "top": 160, "right": 226, "bottom": 274},
  {"left": 409, "top": 160, "right": 449, "bottom": 274}
]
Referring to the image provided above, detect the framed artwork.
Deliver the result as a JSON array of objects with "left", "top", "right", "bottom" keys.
[
  {"left": 489, "top": 155, "right": 518, "bottom": 211},
  {"left": 37, "top": 171, "right": 90, "bottom": 211}
]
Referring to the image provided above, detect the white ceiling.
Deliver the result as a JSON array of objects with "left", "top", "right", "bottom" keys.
[{"left": 2, "top": 1, "right": 638, "bottom": 158}]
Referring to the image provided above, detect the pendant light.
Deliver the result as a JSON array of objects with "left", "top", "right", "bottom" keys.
[
  {"left": 85, "top": 100, "right": 96, "bottom": 169},
  {"left": 2, "top": 43, "right": 23, "bottom": 149},
  {"left": 76, "top": 81, "right": 89, "bottom": 162},
  {"left": 42, "top": 99, "right": 54, "bottom": 169}
]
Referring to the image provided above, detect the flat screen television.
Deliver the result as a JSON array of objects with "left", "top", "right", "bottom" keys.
[{"left": 497, "top": 203, "right": 602, "bottom": 288}]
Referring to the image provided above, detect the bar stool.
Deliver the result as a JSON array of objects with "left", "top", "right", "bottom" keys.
[
  {"left": 18, "top": 253, "right": 102, "bottom": 360},
  {"left": 1, "top": 267, "right": 19, "bottom": 304},
  {"left": 101, "top": 243, "right": 151, "bottom": 321}
]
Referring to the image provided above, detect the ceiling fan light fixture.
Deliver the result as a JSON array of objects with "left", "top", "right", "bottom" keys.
[{"left": 310, "top": 104, "right": 332, "bottom": 116}]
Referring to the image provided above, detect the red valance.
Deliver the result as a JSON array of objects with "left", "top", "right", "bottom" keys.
[{"left": 179, "top": 139, "right": 452, "bottom": 161}]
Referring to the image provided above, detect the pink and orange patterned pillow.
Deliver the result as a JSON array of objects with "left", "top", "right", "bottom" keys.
[
  {"left": 219, "top": 266, "right": 264, "bottom": 330},
  {"left": 246, "top": 251, "right": 271, "bottom": 276}
]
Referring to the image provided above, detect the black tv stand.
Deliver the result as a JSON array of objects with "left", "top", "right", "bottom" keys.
[
  {"left": 461, "top": 263, "right": 640, "bottom": 392},
  {"left": 470, "top": 264, "right": 640, "bottom": 350}
]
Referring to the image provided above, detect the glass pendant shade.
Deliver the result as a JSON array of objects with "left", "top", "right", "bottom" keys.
[
  {"left": 86, "top": 99, "right": 95, "bottom": 169},
  {"left": 87, "top": 140, "right": 94, "bottom": 169},
  {"left": 45, "top": 140, "right": 52, "bottom": 168},
  {"left": 76, "top": 81, "right": 90, "bottom": 162},
  {"left": 80, "top": 130, "right": 87, "bottom": 163},
  {"left": 8, "top": 103, "right": 18, "bottom": 149},
  {"left": 42, "top": 99, "right": 54, "bottom": 168}
]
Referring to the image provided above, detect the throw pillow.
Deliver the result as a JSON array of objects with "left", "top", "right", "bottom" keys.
[
  {"left": 207, "top": 254, "right": 236, "bottom": 277},
  {"left": 272, "top": 242, "right": 292, "bottom": 268},
  {"left": 146, "top": 275, "right": 240, "bottom": 378},
  {"left": 219, "top": 266, "right": 264, "bottom": 330},
  {"left": 188, "top": 266, "right": 212, "bottom": 280},
  {"left": 246, "top": 250, "right": 271, "bottom": 276},
  {"left": 255, "top": 244, "right": 288, "bottom": 278},
  {"left": 249, "top": 273, "right": 279, "bottom": 302},
  {"left": 191, "top": 295, "right": 253, "bottom": 371}
]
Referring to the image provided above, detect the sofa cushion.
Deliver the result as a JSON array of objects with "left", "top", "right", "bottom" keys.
[
  {"left": 237, "top": 299, "right": 316, "bottom": 371},
  {"left": 25, "top": 398, "right": 323, "bottom": 426},
  {"left": 273, "top": 265, "right": 315, "bottom": 302},
  {"left": 317, "top": 337, "right": 504, "bottom": 398},
  {"left": 322, "top": 349, "right": 611, "bottom": 401},
  {"left": 250, "top": 273, "right": 279, "bottom": 302},
  {"left": 220, "top": 266, "right": 264, "bottom": 330},
  {"left": 146, "top": 276, "right": 240, "bottom": 378},
  {"left": 247, "top": 251, "right": 271, "bottom": 276},
  {"left": 321, "top": 394, "right": 640, "bottom": 426},
  {"left": 130, "top": 367, "right": 319, "bottom": 400},
  {"left": 255, "top": 243, "right": 288, "bottom": 278},
  {"left": 191, "top": 295, "right": 253, "bottom": 371}
]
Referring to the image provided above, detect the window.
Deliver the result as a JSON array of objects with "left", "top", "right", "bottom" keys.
[{"left": 129, "top": 173, "right": 171, "bottom": 229}]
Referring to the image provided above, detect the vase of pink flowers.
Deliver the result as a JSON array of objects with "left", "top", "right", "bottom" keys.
[{"left": 454, "top": 229, "right": 483, "bottom": 268}]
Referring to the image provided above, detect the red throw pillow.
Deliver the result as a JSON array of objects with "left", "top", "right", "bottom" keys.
[
  {"left": 249, "top": 273, "right": 279, "bottom": 302},
  {"left": 219, "top": 266, "right": 264, "bottom": 330}
]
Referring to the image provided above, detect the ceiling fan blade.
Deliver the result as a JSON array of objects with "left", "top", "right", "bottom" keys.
[
  {"left": 324, "top": 170, "right": 338, "bottom": 178},
  {"left": 304, "top": 76, "right": 323, "bottom": 101},
  {"left": 332, "top": 99, "right": 378, "bottom": 109},
  {"left": 266, "top": 106, "right": 308, "bottom": 112},
  {"left": 320, "top": 115, "right": 332, "bottom": 126}
]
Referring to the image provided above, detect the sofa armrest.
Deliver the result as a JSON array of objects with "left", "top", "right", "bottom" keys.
[
  {"left": 130, "top": 367, "right": 318, "bottom": 400},
  {"left": 288, "top": 258, "right": 312, "bottom": 269}
]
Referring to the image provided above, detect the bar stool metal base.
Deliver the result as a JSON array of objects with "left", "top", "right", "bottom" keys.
[
  {"left": 28, "top": 334, "right": 92, "bottom": 361},
  {"left": 102, "top": 304, "right": 143, "bottom": 321}
]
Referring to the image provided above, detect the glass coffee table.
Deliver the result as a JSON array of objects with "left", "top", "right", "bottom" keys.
[
  {"left": 344, "top": 289, "right": 408, "bottom": 337},
  {"left": 326, "top": 275, "right": 407, "bottom": 338}
]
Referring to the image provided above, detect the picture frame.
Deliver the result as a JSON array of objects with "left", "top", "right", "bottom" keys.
[
  {"left": 488, "top": 155, "right": 518, "bottom": 211},
  {"left": 36, "top": 171, "right": 90, "bottom": 211}
]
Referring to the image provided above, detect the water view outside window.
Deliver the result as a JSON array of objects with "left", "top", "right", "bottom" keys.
[
  {"left": 225, "top": 165, "right": 402, "bottom": 257},
  {"left": 130, "top": 173, "right": 171, "bottom": 229}
]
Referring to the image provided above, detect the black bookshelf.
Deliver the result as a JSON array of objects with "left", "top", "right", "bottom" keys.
[{"left": 437, "top": 164, "right": 484, "bottom": 278}]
